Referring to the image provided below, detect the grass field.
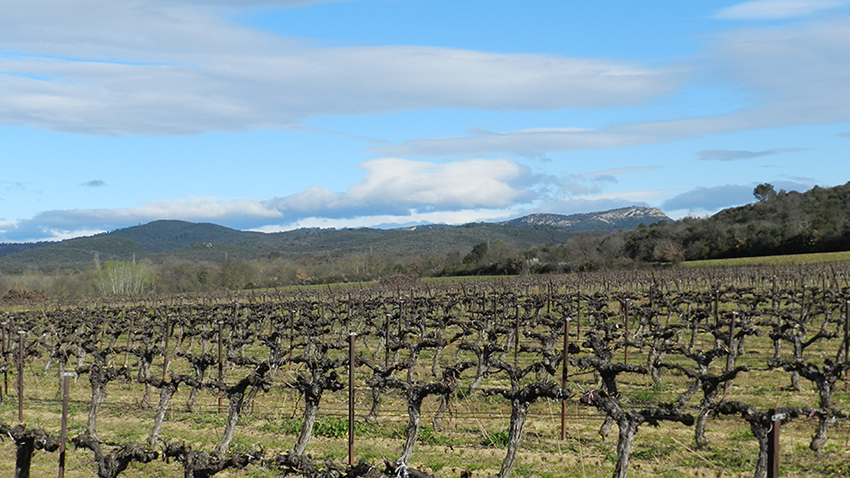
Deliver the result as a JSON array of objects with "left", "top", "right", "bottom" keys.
[{"left": 680, "top": 250, "right": 850, "bottom": 268}]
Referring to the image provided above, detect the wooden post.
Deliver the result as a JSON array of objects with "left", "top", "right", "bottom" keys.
[
  {"left": 58, "top": 371, "right": 73, "bottom": 478},
  {"left": 122, "top": 315, "right": 135, "bottom": 369},
  {"left": 349, "top": 331, "right": 357, "bottom": 467},
  {"left": 623, "top": 300, "right": 630, "bottom": 365},
  {"left": 714, "top": 289, "right": 720, "bottom": 326},
  {"left": 845, "top": 301, "right": 849, "bottom": 392}
]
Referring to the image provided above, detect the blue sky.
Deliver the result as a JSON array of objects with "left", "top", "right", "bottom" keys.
[{"left": 2, "top": 0, "right": 850, "bottom": 242}]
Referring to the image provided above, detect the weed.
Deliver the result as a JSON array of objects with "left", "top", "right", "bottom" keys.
[
  {"left": 751, "top": 386, "right": 777, "bottom": 395},
  {"left": 418, "top": 426, "right": 449, "bottom": 446},
  {"left": 482, "top": 430, "right": 510, "bottom": 447},
  {"left": 632, "top": 442, "right": 675, "bottom": 460},
  {"left": 273, "top": 417, "right": 368, "bottom": 438},
  {"left": 631, "top": 383, "right": 664, "bottom": 404}
]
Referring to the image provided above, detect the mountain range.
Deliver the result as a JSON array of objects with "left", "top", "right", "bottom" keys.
[{"left": 0, "top": 206, "right": 671, "bottom": 273}]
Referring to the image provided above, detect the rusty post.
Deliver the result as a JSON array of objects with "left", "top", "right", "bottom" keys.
[
  {"left": 162, "top": 314, "right": 172, "bottom": 381},
  {"left": 218, "top": 319, "right": 224, "bottom": 413},
  {"left": 561, "top": 313, "right": 570, "bottom": 440},
  {"left": 768, "top": 409, "right": 781, "bottom": 478},
  {"left": 1, "top": 320, "right": 7, "bottom": 397},
  {"left": 385, "top": 313, "right": 391, "bottom": 368},
  {"left": 18, "top": 329, "right": 25, "bottom": 423},
  {"left": 845, "top": 301, "right": 849, "bottom": 392},
  {"left": 349, "top": 331, "right": 357, "bottom": 467},
  {"left": 514, "top": 305, "right": 520, "bottom": 368},
  {"left": 575, "top": 286, "right": 581, "bottom": 344},
  {"left": 289, "top": 309, "right": 295, "bottom": 372},
  {"left": 724, "top": 311, "right": 738, "bottom": 396}
]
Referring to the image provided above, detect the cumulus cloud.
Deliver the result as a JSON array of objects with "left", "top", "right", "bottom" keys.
[
  {"left": 696, "top": 148, "right": 810, "bottom": 161},
  {"left": 254, "top": 209, "right": 516, "bottom": 233},
  {"left": 715, "top": 0, "right": 849, "bottom": 20},
  {"left": 265, "top": 157, "right": 536, "bottom": 218},
  {"left": 1, "top": 157, "right": 543, "bottom": 241}
]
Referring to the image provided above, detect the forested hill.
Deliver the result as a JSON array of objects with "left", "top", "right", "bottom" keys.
[
  {"left": 624, "top": 182, "right": 850, "bottom": 262},
  {"left": 0, "top": 207, "right": 670, "bottom": 273}
]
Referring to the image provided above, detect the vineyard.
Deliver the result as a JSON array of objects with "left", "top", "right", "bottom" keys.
[{"left": 1, "top": 266, "right": 850, "bottom": 478}]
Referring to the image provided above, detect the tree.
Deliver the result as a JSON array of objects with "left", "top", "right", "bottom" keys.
[
  {"left": 753, "top": 183, "right": 777, "bottom": 202},
  {"left": 95, "top": 261, "right": 153, "bottom": 296},
  {"left": 463, "top": 242, "right": 489, "bottom": 266}
]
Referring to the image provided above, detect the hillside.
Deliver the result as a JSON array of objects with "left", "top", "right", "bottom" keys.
[
  {"left": 500, "top": 207, "right": 670, "bottom": 230},
  {"left": 0, "top": 207, "right": 667, "bottom": 273},
  {"left": 623, "top": 181, "right": 850, "bottom": 262}
]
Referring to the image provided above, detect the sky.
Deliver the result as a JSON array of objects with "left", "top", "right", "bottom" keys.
[{"left": 2, "top": 0, "right": 850, "bottom": 243}]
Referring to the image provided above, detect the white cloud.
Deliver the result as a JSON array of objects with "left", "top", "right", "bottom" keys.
[
  {"left": 0, "top": 0, "right": 680, "bottom": 136},
  {"left": 373, "top": 16, "right": 850, "bottom": 157},
  {"left": 2, "top": 158, "right": 543, "bottom": 241},
  {"left": 526, "top": 196, "right": 659, "bottom": 218},
  {"left": 715, "top": 0, "right": 849, "bottom": 20},
  {"left": 3, "top": 196, "right": 282, "bottom": 241},
  {"left": 368, "top": 126, "right": 650, "bottom": 158},
  {"left": 253, "top": 209, "right": 515, "bottom": 233},
  {"left": 266, "top": 157, "right": 536, "bottom": 217},
  {"left": 571, "top": 189, "right": 674, "bottom": 203}
]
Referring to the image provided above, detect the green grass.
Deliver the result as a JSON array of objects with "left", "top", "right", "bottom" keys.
[
  {"left": 482, "top": 430, "right": 511, "bottom": 448},
  {"left": 680, "top": 250, "right": 850, "bottom": 268}
]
